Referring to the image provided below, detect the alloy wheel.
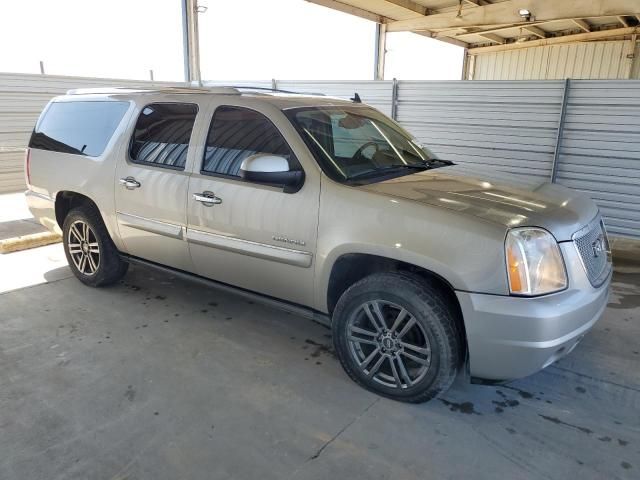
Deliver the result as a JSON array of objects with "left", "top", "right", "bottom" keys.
[
  {"left": 67, "top": 220, "right": 100, "bottom": 276},
  {"left": 347, "top": 300, "right": 431, "bottom": 389}
]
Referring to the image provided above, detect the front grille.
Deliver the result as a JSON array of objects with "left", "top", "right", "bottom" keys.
[{"left": 573, "top": 216, "right": 611, "bottom": 287}]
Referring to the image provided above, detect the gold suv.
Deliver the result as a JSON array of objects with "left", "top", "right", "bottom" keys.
[{"left": 25, "top": 86, "right": 611, "bottom": 402}]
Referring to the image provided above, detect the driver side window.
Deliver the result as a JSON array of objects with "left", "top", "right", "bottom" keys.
[{"left": 202, "top": 106, "right": 295, "bottom": 177}]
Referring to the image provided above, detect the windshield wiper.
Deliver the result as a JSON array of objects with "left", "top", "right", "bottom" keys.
[
  {"left": 379, "top": 158, "right": 457, "bottom": 170},
  {"left": 347, "top": 158, "right": 455, "bottom": 181},
  {"left": 384, "top": 163, "right": 431, "bottom": 171},
  {"left": 402, "top": 156, "right": 455, "bottom": 167},
  {"left": 428, "top": 158, "right": 455, "bottom": 165},
  {"left": 348, "top": 163, "right": 428, "bottom": 180}
]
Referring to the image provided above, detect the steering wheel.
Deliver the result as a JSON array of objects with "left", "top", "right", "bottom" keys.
[{"left": 353, "top": 141, "right": 380, "bottom": 160}]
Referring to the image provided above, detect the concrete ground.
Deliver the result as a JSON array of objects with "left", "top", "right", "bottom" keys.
[
  {"left": 0, "top": 222, "right": 638, "bottom": 479},
  {"left": 0, "top": 192, "right": 48, "bottom": 241}
]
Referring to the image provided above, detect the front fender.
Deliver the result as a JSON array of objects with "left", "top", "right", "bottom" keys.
[
  {"left": 314, "top": 179, "right": 510, "bottom": 313},
  {"left": 315, "top": 242, "right": 468, "bottom": 313}
]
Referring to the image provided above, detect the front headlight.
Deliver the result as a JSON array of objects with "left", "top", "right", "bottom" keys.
[{"left": 505, "top": 228, "right": 567, "bottom": 296}]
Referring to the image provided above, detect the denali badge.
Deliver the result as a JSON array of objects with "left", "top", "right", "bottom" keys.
[
  {"left": 273, "top": 235, "right": 306, "bottom": 247},
  {"left": 592, "top": 235, "right": 604, "bottom": 258}
]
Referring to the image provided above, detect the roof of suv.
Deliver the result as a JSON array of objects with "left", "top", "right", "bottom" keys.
[{"left": 63, "top": 86, "right": 363, "bottom": 110}]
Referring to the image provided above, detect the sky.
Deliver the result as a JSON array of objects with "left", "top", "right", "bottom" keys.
[{"left": 0, "top": 0, "right": 463, "bottom": 81}]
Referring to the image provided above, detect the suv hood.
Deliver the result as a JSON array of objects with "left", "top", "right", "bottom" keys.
[{"left": 357, "top": 164, "right": 598, "bottom": 241}]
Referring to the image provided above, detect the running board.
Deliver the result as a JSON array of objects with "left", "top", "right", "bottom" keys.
[{"left": 120, "top": 254, "right": 331, "bottom": 328}]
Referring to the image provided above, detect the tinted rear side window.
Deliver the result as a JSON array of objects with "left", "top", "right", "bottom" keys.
[
  {"left": 129, "top": 103, "right": 198, "bottom": 170},
  {"left": 202, "top": 106, "right": 293, "bottom": 177},
  {"left": 29, "top": 101, "right": 129, "bottom": 157}
]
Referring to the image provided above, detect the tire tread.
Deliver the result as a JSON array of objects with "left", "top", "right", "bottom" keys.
[
  {"left": 62, "top": 205, "right": 128, "bottom": 287},
  {"left": 332, "top": 271, "right": 461, "bottom": 403}
]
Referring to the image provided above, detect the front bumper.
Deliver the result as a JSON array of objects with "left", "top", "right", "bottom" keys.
[{"left": 457, "top": 242, "right": 611, "bottom": 381}]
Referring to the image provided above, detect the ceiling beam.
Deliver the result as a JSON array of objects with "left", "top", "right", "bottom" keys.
[
  {"left": 478, "top": 33, "right": 505, "bottom": 44},
  {"left": 386, "top": 0, "right": 640, "bottom": 32},
  {"left": 463, "top": 0, "right": 492, "bottom": 5},
  {"left": 522, "top": 25, "right": 547, "bottom": 38},
  {"left": 469, "top": 26, "right": 638, "bottom": 54},
  {"left": 446, "top": 18, "right": 631, "bottom": 42},
  {"left": 438, "top": 21, "right": 554, "bottom": 39},
  {"left": 572, "top": 19, "right": 591, "bottom": 32},
  {"left": 304, "top": 0, "right": 384, "bottom": 24},
  {"left": 414, "top": 30, "right": 469, "bottom": 48},
  {"left": 384, "top": 0, "right": 428, "bottom": 16},
  {"left": 617, "top": 15, "right": 630, "bottom": 27}
]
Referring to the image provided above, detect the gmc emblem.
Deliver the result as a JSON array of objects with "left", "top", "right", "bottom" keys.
[{"left": 592, "top": 235, "right": 605, "bottom": 258}]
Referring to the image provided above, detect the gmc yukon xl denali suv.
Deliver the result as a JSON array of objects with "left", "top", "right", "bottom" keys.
[{"left": 25, "top": 86, "right": 612, "bottom": 403}]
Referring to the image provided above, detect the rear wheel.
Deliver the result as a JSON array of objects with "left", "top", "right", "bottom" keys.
[
  {"left": 332, "top": 272, "right": 461, "bottom": 403},
  {"left": 62, "top": 206, "right": 128, "bottom": 287}
]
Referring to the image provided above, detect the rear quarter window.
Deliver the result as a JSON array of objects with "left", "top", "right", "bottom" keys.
[{"left": 29, "top": 101, "right": 129, "bottom": 157}]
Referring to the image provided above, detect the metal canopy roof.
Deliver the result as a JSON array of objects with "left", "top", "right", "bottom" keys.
[{"left": 307, "top": 0, "right": 640, "bottom": 53}]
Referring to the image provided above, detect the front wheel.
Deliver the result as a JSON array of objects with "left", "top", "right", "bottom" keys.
[
  {"left": 332, "top": 272, "right": 462, "bottom": 403},
  {"left": 62, "top": 205, "right": 128, "bottom": 287}
]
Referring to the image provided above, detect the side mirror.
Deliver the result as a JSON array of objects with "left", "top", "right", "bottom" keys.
[{"left": 239, "top": 154, "right": 304, "bottom": 193}]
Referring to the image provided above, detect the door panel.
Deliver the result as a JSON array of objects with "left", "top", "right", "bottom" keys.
[
  {"left": 114, "top": 101, "right": 201, "bottom": 271},
  {"left": 115, "top": 160, "right": 192, "bottom": 270},
  {"left": 185, "top": 104, "right": 320, "bottom": 307},
  {"left": 186, "top": 176, "right": 319, "bottom": 306}
]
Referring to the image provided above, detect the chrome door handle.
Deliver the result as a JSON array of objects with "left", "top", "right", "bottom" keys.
[
  {"left": 119, "top": 177, "right": 141, "bottom": 190},
  {"left": 193, "top": 191, "right": 222, "bottom": 206}
]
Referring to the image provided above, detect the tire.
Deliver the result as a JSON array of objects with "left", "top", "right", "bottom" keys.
[
  {"left": 62, "top": 205, "right": 128, "bottom": 287},
  {"left": 332, "top": 272, "right": 462, "bottom": 403}
]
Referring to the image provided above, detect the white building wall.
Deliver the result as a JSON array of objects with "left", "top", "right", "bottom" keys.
[{"left": 472, "top": 40, "right": 639, "bottom": 81}]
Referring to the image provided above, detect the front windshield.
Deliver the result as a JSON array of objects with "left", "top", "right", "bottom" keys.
[{"left": 285, "top": 105, "right": 449, "bottom": 183}]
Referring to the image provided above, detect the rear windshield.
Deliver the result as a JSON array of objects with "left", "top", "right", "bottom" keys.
[{"left": 29, "top": 101, "right": 129, "bottom": 157}]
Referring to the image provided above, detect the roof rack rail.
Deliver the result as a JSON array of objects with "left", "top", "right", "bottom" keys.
[
  {"left": 220, "top": 85, "right": 326, "bottom": 96},
  {"left": 66, "top": 86, "right": 241, "bottom": 95},
  {"left": 65, "top": 85, "right": 330, "bottom": 98}
]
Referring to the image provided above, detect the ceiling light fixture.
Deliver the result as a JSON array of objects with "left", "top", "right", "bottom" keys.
[{"left": 518, "top": 8, "right": 532, "bottom": 21}]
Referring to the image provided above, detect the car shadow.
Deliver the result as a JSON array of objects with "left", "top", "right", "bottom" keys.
[{"left": 43, "top": 265, "right": 73, "bottom": 283}]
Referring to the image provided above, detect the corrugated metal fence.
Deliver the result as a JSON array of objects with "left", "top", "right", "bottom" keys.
[
  {"left": 393, "top": 79, "right": 639, "bottom": 239},
  {"left": 556, "top": 81, "right": 640, "bottom": 238},
  {"left": 395, "top": 81, "right": 564, "bottom": 179},
  {"left": 1, "top": 73, "right": 638, "bottom": 238}
]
